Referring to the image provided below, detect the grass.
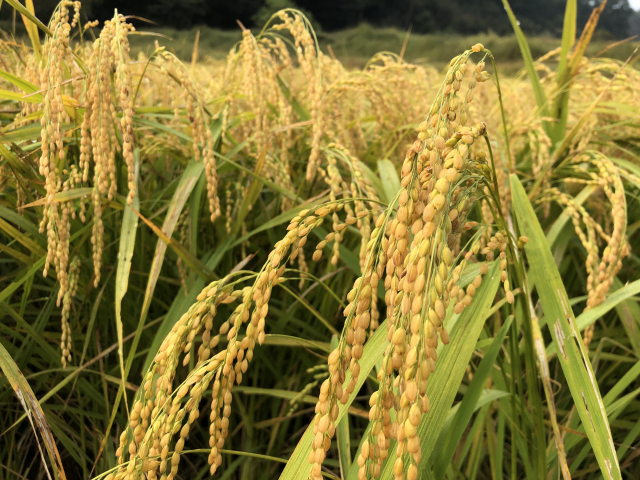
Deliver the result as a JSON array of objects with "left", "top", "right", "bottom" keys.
[
  {"left": 0, "top": 1, "right": 640, "bottom": 480},
  {"left": 126, "top": 22, "right": 640, "bottom": 72}
]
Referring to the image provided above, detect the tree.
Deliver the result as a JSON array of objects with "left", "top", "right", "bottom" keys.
[{"left": 252, "top": 0, "right": 318, "bottom": 30}]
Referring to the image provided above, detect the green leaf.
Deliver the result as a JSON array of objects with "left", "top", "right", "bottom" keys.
[
  {"left": 138, "top": 159, "right": 205, "bottom": 324},
  {"left": 230, "top": 150, "right": 267, "bottom": 238},
  {"left": 216, "top": 150, "right": 297, "bottom": 201},
  {"left": 189, "top": 171, "right": 206, "bottom": 256},
  {"left": 610, "top": 278, "right": 640, "bottom": 358},
  {"left": 557, "top": 0, "right": 576, "bottom": 79},
  {"left": 0, "top": 88, "right": 40, "bottom": 103},
  {"left": 132, "top": 205, "right": 214, "bottom": 281},
  {"left": 377, "top": 159, "right": 400, "bottom": 205},
  {"left": 603, "top": 360, "right": 640, "bottom": 408},
  {"left": 550, "top": 1, "right": 606, "bottom": 145},
  {"left": 114, "top": 153, "right": 140, "bottom": 411},
  {"left": 500, "top": 0, "right": 549, "bottom": 135},
  {"left": 0, "top": 242, "right": 34, "bottom": 265},
  {"left": 0, "top": 341, "right": 66, "bottom": 480},
  {"left": 575, "top": 278, "right": 640, "bottom": 332},
  {"left": 276, "top": 75, "right": 310, "bottom": 121},
  {"left": 358, "top": 162, "right": 387, "bottom": 206},
  {"left": 0, "top": 205, "right": 41, "bottom": 238},
  {"left": 433, "top": 316, "right": 513, "bottom": 480},
  {"left": 134, "top": 117, "right": 194, "bottom": 144},
  {"left": 549, "top": 0, "right": 577, "bottom": 143},
  {"left": 532, "top": 314, "right": 571, "bottom": 480},
  {"left": 443, "top": 389, "right": 509, "bottom": 426},
  {"left": 0, "top": 68, "right": 40, "bottom": 94},
  {"left": 1, "top": 300, "right": 60, "bottom": 365},
  {"left": 0, "top": 143, "right": 32, "bottom": 177},
  {"left": 510, "top": 174, "right": 622, "bottom": 480},
  {"left": 617, "top": 418, "right": 640, "bottom": 461},
  {"left": 552, "top": 58, "right": 629, "bottom": 164},
  {"left": 0, "top": 217, "right": 46, "bottom": 257},
  {"left": 546, "top": 277, "right": 640, "bottom": 358},
  {"left": 232, "top": 201, "right": 326, "bottom": 249},
  {"left": 23, "top": 188, "right": 93, "bottom": 208},
  {"left": 19, "top": 0, "right": 43, "bottom": 62},
  {"left": 259, "top": 334, "right": 330, "bottom": 351},
  {"left": 1, "top": 124, "right": 70, "bottom": 143}
]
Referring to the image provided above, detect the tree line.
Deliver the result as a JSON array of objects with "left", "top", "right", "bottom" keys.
[{"left": 3, "top": 0, "right": 635, "bottom": 38}]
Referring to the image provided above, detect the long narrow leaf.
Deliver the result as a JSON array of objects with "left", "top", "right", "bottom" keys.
[
  {"left": 20, "top": 0, "right": 43, "bottom": 62},
  {"left": 138, "top": 159, "right": 205, "bottom": 324},
  {"left": 433, "top": 315, "right": 512, "bottom": 480},
  {"left": 377, "top": 159, "right": 400, "bottom": 205},
  {"left": 0, "top": 342, "right": 66, "bottom": 480},
  {"left": 557, "top": 0, "right": 576, "bottom": 79},
  {"left": 510, "top": 174, "right": 621, "bottom": 480},
  {"left": 501, "top": 0, "right": 549, "bottom": 135},
  {"left": 611, "top": 278, "right": 640, "bottom": 357},
  {"left": 114, "top": 154, "right": 140, "bottom": 415},
  {"left": 575, "top": 278, "right": 640, "bottom": 331},
  {"left": 551, "top": 1, "right": 605, "bottom": 143},
  {"left": 532, "top": 314, "right": 571, "bottom": 479}
]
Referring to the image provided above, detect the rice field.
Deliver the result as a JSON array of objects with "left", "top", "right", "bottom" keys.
[{"left": 0, "top": 1, "right": 639, "bottom": 480}]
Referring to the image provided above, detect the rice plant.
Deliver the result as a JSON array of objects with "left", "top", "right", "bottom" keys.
[{"left": 0, "top": 1, "right": 639, "bottom": 480}]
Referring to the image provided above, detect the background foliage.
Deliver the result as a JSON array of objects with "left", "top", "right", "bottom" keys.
[{"left": 1, "top": 0, "right": 637, "bottom": 36}]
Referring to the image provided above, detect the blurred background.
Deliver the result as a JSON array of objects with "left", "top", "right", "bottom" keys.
[
  {"left": 16, "top": 0, "right": 638, "bottom": 35},
  {"left": 4, "top": 0, "right": 639, "bottom": 68}
]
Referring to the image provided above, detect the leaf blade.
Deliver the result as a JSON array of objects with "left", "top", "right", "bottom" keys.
[
  {"left": 114, "top": 153, "right": 140, "bottom": 415},
  {"left": 510, "top": 174, "right": 621, "bottom": 480},
  {"left": 500, "top": 0, "right": 549, "bottom": 135},
  {"left": 433, "top": 315, "right": 513, "bottom": 480}
]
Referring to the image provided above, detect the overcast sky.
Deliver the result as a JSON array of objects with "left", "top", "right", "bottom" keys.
[{"left": 631, "top": 0, "right": 640, "bottom": 10}]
